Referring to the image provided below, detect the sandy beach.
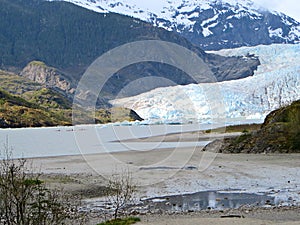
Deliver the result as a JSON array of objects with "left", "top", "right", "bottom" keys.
[{"left": 25, "top": 130, "right": 300, "bottom": 225}]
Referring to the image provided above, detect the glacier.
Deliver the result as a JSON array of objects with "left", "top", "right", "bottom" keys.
[{"left": 111, "top": 44, "right": 300, "bottom": 125}]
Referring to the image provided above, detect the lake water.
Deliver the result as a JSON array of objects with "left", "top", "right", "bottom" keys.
[
  {"left": 0, "top": 123, "right": 217, "bottom": 158},
  {"left": 0, "top": 119, "right": 263, "bottom": 159}
]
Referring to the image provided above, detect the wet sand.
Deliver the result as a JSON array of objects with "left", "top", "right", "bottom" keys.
[{"left": 114, "top": 131, "right": 241, "bottom": 142}]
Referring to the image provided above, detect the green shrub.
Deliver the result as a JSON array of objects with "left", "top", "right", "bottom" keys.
[{"left": 97, "top": 217, "right": 141, "bottom": 225}]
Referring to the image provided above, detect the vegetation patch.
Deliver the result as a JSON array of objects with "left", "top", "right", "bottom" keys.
[
  {"left": 0, "top": 70, "right": 143, "bottom": 128},
  {"left": 23, "top": 88, "right": 72, "bottom": 109},
  {"left": 0, "top": 88, "right": 71, "bottom": 128},
  {"left": 209, "top": 100, "right": 300, "bottom": 153},
  {"left": 205, "top": 123, "right": 261, "bottom": 134},
  {"left": 97, "top": 217, "right": 141, "bottom": 225}
]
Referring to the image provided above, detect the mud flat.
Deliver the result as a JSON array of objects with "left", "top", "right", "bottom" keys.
[
  {"left": 32, "top": 148, "right": 300, "bottom": 197},
  {"left": 30, "top": 144, "right": 300, "bottom": 224}
]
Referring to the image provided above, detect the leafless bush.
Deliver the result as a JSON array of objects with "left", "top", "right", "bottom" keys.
[{"left": 105, "top": 169, "right": 137, "bottom": 220}]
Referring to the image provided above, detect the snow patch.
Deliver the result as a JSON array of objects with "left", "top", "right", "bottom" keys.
[
  {"left": 201, "top": 14, "right": 219, "bottom": 27},
  {"left": 202, "top": 27, "right": 213, "bottom": 37},
  {"left": 51, "top": 0, "right": 269, "bottom": 32},
  {"left": 269, "top": 27, "right": 283, "bottom": 38},
  {"left": 51, "top": 0, "right": 300, "bottom": 44}
]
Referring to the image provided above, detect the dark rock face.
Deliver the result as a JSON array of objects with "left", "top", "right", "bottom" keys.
[
  {"left": 205, "top": 100, "right": 300, "bottom": 154},
  {"left": 96, "top": 107, "right": 143, "bottom": 123},
  {"left": 0, "top": 118, "right": 9, "bottom": 128},
  {"left": 102, "top": 54, "right": 260, "bottom": 99}
]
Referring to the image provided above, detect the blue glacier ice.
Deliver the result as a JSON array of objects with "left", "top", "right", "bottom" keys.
[{"left": 112, "top": 44, "right": 300, "bottom": 125}]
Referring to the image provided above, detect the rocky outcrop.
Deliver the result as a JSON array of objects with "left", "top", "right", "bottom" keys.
[
  {"left": 204, "top": 100, "right": 300, "bottom": 153},
  {"left": 0, "top": 118, "right": 9, "bottom": 128},
  {"left": 95, "top": 107, "right": 143, "bottom": 124},
  {"left": 20, "top": 61, "right": 75, "bottom": 95}
]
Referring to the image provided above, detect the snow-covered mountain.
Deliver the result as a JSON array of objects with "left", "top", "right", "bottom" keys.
[
  {"left": 54, "top": 0, "right": 300, "bottom": 50},
  {"left": 111, "top": 44, "right": 300, "bottom": 124}
]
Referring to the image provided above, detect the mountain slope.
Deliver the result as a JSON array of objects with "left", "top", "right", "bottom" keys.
[
  {"left": 59, "top": 0, "right": 300, "bottom": 50},
  {"left": 0, "top": 70, "right": 143, "bottom": 127},
  {"left": 111, "top": 44, "right": 300, "bottom": 124},
  {"left": 0, "top": 70, "right": 72, "bottom": 127},
  {"left": 0, "top": 0, "right": 260, "bottom": 103},
  {"left": 0, "top": 88, "right": 71, "bottom": 128}
]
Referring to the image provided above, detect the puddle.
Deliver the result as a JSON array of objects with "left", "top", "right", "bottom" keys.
[
  {"left": 143, "top": 190, "right": 276, "bottom": 212},
  {"left": 82, "top": 189, "right": 298, "bottom": 214}
]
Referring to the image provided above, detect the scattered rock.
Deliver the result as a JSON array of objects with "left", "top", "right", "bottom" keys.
[
  {"left": 221, "top": 214, "right": 244, "bottom": 218},
  {"left": 182, "top": 165, "right": 198, "bottom": 170}
]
